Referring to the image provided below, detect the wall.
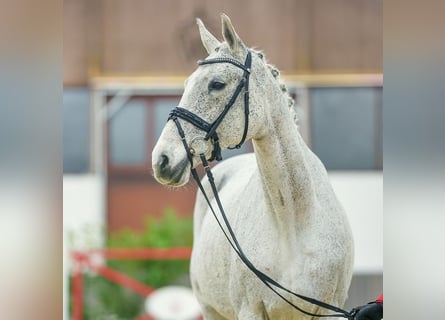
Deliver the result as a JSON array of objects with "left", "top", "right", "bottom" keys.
[
  {"left": 64, "top": 0, "right": 382, "bottom": 85},
  {"left": 63, "top": 174, "right": 105, "bottom": 249},
  {"left": 329, "top": 171, "right": 383, "bottom": 274}
]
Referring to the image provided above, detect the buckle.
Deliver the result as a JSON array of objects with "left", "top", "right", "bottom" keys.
[{"left": 189, "top": 136, "right": 212, "bottom": 157}]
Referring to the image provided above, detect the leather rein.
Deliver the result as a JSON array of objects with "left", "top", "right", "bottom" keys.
[{"left": 167, "top": 50, "right": 357, "bottom": 319}]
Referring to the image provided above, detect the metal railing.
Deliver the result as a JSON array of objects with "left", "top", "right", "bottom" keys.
[{"left": 70, "top": 247, "right": 193, "bottom": 320}]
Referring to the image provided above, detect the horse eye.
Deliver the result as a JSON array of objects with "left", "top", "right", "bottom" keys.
[{"left": 209, "top": 80, "right": 226, "bottom": 91}]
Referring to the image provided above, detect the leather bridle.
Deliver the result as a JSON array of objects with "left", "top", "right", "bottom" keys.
[
  {"left": 168, "top": 50, "right": 252, "bottom": 162},
  {"left": 166, "top": 50, "right": 357, "bottom": 319}
]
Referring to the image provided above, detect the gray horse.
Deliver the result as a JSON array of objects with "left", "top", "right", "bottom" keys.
[{"left": 152, "top": 14, "right": 354, "bottom": 320}]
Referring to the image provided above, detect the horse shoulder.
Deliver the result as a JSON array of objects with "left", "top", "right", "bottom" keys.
[{"left": 193, "top": 153, "right": 258, "bottom": 235}]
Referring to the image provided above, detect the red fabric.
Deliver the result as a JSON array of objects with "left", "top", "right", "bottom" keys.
[{"left": 375, "top": 293, "right": 383, "bottom": 303}]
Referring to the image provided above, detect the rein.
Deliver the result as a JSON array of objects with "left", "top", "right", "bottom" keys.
[{"left": 167, "top": 50, "right": 357, "bottom": 320}]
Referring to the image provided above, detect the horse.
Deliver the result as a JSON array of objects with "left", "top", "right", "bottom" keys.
[{"left": 152, "top": 14, "right": 354, "bottom": 320}]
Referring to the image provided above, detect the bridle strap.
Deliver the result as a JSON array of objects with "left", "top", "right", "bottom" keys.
[
  {"left": 234, "top": 52, "right": 251, "bottom": 150},
  {"left": 204, "top": 77, "right": 245, "bottom": 141},
  {"left": 168, "top": 107, "right": 222, "bottom": 162},
  {"left": 168, "top": 51, "right": 252, "bottom": 162},
  {"left": 170, "top": 107, "right": 212, "bottom": 132},
  {"left": 198, "top": 50, "right": 252, "bottom": 152},
  {"left": 198, "top": 56, "right": 251, "bottom": 73}
]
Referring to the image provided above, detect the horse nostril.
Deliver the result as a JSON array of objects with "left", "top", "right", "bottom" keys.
[{"left": 160, "top": 154, "right": 169, "bottom": 171}]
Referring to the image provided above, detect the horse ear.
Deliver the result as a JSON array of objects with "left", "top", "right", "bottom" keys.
[
  {"left": 197, "top": 18, "right": 220, "bottom": 54},
  {"left": 221, "top": 13, "right": 246, "bottom": 54}
]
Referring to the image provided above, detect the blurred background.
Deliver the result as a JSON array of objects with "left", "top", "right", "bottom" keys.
[{"left": 63, "top": 0, "right": 382, "bottom": 319}]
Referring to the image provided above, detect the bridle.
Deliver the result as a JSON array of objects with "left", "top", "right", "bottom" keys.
[
  {"left": 168, "top": 50, "right": 252, "bottom": 162},
  {"left": 167, "top": 50, "right": 357, "bottom": 319}
]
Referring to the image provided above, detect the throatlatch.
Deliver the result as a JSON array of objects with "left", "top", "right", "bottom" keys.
[{"left": 167, "top": 50, "right": 357, "bottom": 320}]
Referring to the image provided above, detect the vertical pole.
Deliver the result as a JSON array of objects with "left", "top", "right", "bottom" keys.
[
  {"left": 90, "top": 89, "right": 107, "bottom": 249},
  {"left": 90, "top": 90, "right": 105, "bottom": 174}
]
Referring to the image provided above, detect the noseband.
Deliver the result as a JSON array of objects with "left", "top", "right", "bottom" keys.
[
  {"left": 165, "top": 50, "right": 356, "bottom": 319},
  {"left": 168, "top": 50, "right": 252, "bottom": 162}
]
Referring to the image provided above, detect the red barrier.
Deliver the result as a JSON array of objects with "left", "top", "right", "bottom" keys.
[
  {"left": 70, "top": 247, "right": 192, "bottom": 320},
  {"left": 88, "top": 263, "right": 155, "bottom": 296},
  {"left": 88, "top": 247, "right": 192, "bottom": 260},
  {"left": 71, "top": 262, "right": 83, "bottom": 320}
]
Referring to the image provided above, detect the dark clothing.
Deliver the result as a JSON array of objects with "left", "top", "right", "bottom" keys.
[{"left": 354, "top": 294, "right": 383, "bottom": 320}]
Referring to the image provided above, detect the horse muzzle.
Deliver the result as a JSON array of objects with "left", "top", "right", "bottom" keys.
[{"left": 152, "top": 152, "right": 191, "bottom": 186}]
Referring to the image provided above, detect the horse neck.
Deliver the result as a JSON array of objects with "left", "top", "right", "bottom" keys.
[{"left": 252, "top": 97, "right": 317, "bottom": 226}]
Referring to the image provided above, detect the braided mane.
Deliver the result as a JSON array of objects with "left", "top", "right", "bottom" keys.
[{"left": 251, "top": 49, "right": 298, "bottom": 126}]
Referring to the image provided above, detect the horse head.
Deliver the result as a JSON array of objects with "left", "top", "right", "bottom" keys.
[{"left": 152, "top": 14, "right": 272, "bottom": 186}]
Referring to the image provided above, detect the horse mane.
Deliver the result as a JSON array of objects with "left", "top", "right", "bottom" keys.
[{"left": 252, "top": 49, "right": 298, "bottom": 126}]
